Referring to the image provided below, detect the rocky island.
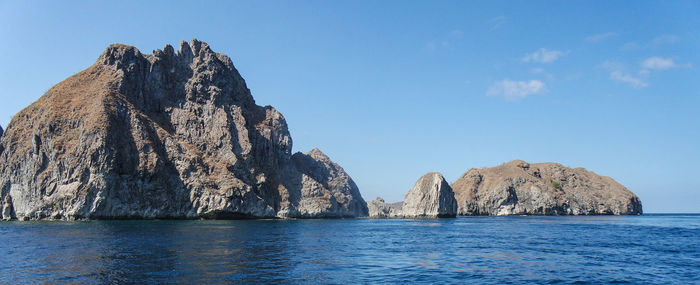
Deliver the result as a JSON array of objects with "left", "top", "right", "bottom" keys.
[
  {"left": 0, "top": 40, "right": 642, "bottom": 221},
  {"left": 452, "top": 160, "right": 643, "bottom": 215},
  {"left": 0, "top": 40, "right": 367, "bottom": 220}
]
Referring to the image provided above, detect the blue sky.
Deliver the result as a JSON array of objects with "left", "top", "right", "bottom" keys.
[{"left": 1, "top": 1, "right": 698, "bottom": 212}]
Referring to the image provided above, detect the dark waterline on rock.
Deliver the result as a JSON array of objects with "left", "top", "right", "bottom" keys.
[{"left": 1, "top": 214, "right": 698, "bottom": 283}]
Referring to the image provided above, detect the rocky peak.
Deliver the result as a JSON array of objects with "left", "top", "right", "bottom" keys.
[
  {"left": 508, "top": 159, "right": 530, "bottom": 170},
  {"left": 99, "top": 39, "right": 215, "bottom": 67},
  {"left": 292, "top": 148, "right": 338, "bottom": 180},
  {"left": 307, "top": 147, "right": 329, "bottom": 160},
  {"left": 98, "top": 43, "right": 144, "bottom": 68},
  {"left": 97, "top": 39, "right": 255, "bottom": 112}
]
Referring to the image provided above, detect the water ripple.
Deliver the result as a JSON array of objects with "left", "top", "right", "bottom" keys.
[{"left": 0, "top": 215, "right": 698, "bottom": 283}]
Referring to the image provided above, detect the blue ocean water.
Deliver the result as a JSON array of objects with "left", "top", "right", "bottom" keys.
[{"left": 0, "top": 215, "right": 698, "bottom": 284}]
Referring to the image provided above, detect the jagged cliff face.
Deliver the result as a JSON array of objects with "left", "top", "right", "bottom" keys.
[
  {"left": 451, "top": 160, "right": 642, "bottom": 216},
  {"left": 0, "top": 39, "right": 367, "bottom": 220}
]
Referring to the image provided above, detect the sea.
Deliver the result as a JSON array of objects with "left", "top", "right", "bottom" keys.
[{"left": 0, "top": 214, "right": 698, "bottom": 284}]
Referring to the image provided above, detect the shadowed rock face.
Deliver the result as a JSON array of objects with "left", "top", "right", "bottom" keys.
[
  {"left": 0, "top": 39, "right": 367, "bottom": 220},
  {"left": 368, "top": 172, "right": 457, "bottom": 218},
  {"left": 451, "top": 160, "right": 642, "bottom": 216}
]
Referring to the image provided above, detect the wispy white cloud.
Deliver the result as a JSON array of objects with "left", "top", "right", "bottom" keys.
[
  {"left": 609, "top": 71, "right": 648, "bottom": 88},
  {"left": 488, "top": 16, "right": 507, "bottom": 31},
  {"left": 641, "top": 57, "right": 678, "bottom": 70},
  {"left": 639, "top": 56, "right": 691, "bottom": 75},
  {"left": 602, "top": 56, "right": 691, "bottom": 88},
  {"left": 529, "top": 68, "right": 555, "bottom": 81},
  {"left": 652, "top": 34, "right": 680, "bottom": 46},
  {"left": 487, "top": 79, "right": 547, "bottom": 101},
  {"left": 621, "top": 34, "right": 680, "bottom": 51},
  {"left": 426, "top": 40, "right": 451, "bottom": 50},
  {"left": 620, "top": 42, "right": 640, "bottom": 51},
  {"left": 426, "top": 29, "right": 464, "bottom": 50},
  {"left": 522, "top": 48, "right": 567, "bottom": 63},
  {"left": 530, "top": 68, "right": 545, "bottom": 74},
  {"left": 602, "top": 60, "right": 648, "bottom": 88},
  {"left": 601, "top": 60, "right": 625, "bottom": 72},
  {"left": 586, "top": 32, "right": 617, "bottom": 42}
]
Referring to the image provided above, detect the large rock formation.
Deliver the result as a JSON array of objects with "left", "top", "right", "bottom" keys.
[
  {"left": 0, "top": 39, "right": 367, "bottom": 220},
  {"left": 368, "top": 172, "right": 457, "bottom": 218},
  {"left": 452, "top": 160, "right": 642, "bottom": 216}
]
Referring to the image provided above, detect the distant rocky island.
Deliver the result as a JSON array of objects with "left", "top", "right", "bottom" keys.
[
  {"left": 451, "top": 160, "right": 642, "bottom": 216},
  {"left": 0, "top": 40, "right": 642, "bottom": 220},
  {"left": 367, "top": 161, "right": 641, "bottom": 218}
]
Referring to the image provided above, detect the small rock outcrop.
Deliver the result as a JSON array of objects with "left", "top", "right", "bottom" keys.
[
  {"left": 0, "top": 124, "right": 3, "bottom": 138},
  {"left": 401, "top": 172, "right": 458, "bottom": 218},
  {"left": 0, "top": 40, "right": 367, "bottom": 220},
  {"left": 368, "top": 173, "right": 457, "bottom": 218},
  {"left": 367, "top": 197, "right": 402, "bottom": 218},
  {"left": 451, "top": 160, "right": 643, "bottom": 216}
]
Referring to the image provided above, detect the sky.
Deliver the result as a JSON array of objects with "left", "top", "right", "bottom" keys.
[{"left": 1, "top": 1, "right": 698, "bottom": 213}]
